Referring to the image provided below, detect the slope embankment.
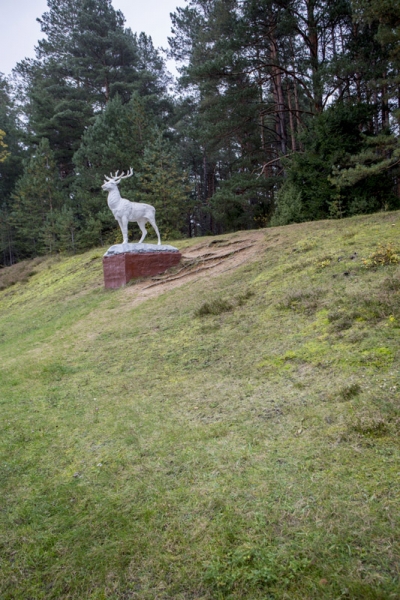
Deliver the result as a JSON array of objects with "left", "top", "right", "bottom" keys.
[{"left": 1, "top": 213, "right": 399, "bottom": 599}]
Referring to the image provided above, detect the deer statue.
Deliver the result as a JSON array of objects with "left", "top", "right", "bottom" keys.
[{"left": 101, "top": 168, "right": 161, "bottom": 245}]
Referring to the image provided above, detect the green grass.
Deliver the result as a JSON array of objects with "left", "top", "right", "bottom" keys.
[{"left": 1, "top": 212, "right": 400, "bottom": 599}]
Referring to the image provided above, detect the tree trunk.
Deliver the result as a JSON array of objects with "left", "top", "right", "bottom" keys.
[
  {"left": 306, "top": 0, "right": 322, "bottom": 113},
  {"left": 270, "top": 39, "right": 287, "bottom": 154},
  {"left": 287, "top": 83, "right": 296, "bottom": 152},
  {"left": 381, "top": 77, "right": 389, "bottom": 129}
]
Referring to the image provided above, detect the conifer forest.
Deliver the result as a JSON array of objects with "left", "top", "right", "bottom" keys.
[{"left": 1, "top": 0, "right": 400, "bottom": 265}]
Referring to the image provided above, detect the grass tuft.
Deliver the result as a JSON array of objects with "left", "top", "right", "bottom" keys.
[
  {"left": 327, "top": 309, "right": 359, "bottom": 331},
  {"left": 339, "top": 382, "right": 361, "bottom": 400},
  {"left": 195, "top": 289, "right": 254, "bottom": 317},
  {"left": 194, "top": 297, "right": 234, "bottom": 316},
  {"left": 351, "top": 414, "right": 390, "bottom": 437},
  {"left": 278, "top": 287, "right": 325, "bottom": 314},
  {"left": 295, "top": 238, "right": 318, "bottom": 252},
  {"left": 236, "top": 289, "right": 255, "bottom": 306}
]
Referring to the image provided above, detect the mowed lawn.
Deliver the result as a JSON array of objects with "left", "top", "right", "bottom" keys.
[{"left": 0, "top": 213, "right": 399, "bottom": 599}]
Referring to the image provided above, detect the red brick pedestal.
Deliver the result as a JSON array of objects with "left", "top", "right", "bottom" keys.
[{"left": 103, "top": 250, "right": 181, "bottom": 289}]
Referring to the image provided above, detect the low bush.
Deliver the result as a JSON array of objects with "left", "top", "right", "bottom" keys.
[{"left": 363, "top": 242, "right": 399, "bottom": 268}]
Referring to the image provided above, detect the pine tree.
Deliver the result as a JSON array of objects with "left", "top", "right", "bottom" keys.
[
  {"left": 271, "top": 103, "right": 398, "bottom": 224},
  {"left": 169, "top": 1, "right": 271, "bottom": 232},
  {"left": 34, "top": 0, "right": 139, "bottom": 106},
  {"left": 0, "top": 74, "right": 25, "bottom": 265},
  {"left": 11, "top": 138, "right": 65, "bottom": 258},
  {"left": 136, "top": 131, "right": 191, "bottom": 240},
  {"left": 328, "top": 0, "right": 400, "bottom": 192},
  {"left": 0, "top": 130, "right": 9, "bottom": 163},
  {"left": 15, "top": 0, "right": 170, "bottom": 180}
]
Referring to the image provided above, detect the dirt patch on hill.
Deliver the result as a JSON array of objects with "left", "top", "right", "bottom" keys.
[{"left": 123, "top": 230, "right": 267, "bottom": 306}]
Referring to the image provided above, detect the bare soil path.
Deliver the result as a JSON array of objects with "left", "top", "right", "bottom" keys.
[{"left": 123, "top": 230, "right": 267, "bottom": 306}]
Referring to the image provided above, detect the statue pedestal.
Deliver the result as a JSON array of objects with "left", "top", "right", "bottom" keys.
[{"left": 103, "top": 243, "right": 181, "bottom": 289}]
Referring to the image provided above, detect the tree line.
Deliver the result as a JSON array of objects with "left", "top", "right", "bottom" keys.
[{"left": 0, "top": 0, "right": 399, "bottom": 265}]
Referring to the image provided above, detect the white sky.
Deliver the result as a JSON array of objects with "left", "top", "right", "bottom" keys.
[{"left": 0, "top": 0, "right": 187, "bottom": 77}]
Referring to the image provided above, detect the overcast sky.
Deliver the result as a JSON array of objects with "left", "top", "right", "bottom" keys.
[{"left": 0, "top": 0, "right": 187, "bottom": 77}]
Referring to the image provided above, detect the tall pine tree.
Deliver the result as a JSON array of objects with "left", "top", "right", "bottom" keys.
[
  {"left": 15, "top": 0, "right": 170, "bottom": 180},
  {"left": 11, "top": 138, "right": 65, "bottom": 258},
  {"left": 0, "top": 74, "right": 25, "bottom": 265},
  {"left": 136, "top": 131, "right": 192, "bottom": 240}
]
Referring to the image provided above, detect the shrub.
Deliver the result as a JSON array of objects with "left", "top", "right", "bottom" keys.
[
  {"left": 363, "top": 243, "right": 399, "bottom": 268},
  {"left": 314, "top": 254, "right": 334, "bottom": 269},
  {"left": 270, "top": 183, "right": 304, "bottom": 226}
]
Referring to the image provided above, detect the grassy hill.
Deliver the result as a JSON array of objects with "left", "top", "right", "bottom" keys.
[{"left": 1, "top": 212, "right": 399, "bottom": 600}]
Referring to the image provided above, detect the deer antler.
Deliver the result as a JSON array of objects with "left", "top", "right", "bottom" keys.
[
  {"left": 117, "top": 167, "right": 133, "bottom": 181},
  {"left": 103, "top": 168, "right": 134, "bottom": 185},
  {"left": 103, "top": 171, "right": 119, "bottom": 182},
  {"left": 113, "top": 167, "right": 134, "bottom": 184}
]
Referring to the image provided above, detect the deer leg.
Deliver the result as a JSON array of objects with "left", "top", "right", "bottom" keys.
[
  {"left": 137, "top": 219, "right": 147, "bottom": 243},
  {"left": 117, "top": 218, "right": 124, "bottom": 241},
  {"left": 148, "top": 216, "right": 161, "bottom": 245},
  {"left": 120, "top": 216, "right": 129, "bottom": 244}
]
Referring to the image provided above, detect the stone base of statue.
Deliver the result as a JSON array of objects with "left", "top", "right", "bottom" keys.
[{"left": 103, "top": 243, "right": 182, "bottom": 289}]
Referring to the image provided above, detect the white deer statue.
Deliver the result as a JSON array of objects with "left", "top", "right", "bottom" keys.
[{"left": 102, "top": 168, "right": 161, "bottom": 245}]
